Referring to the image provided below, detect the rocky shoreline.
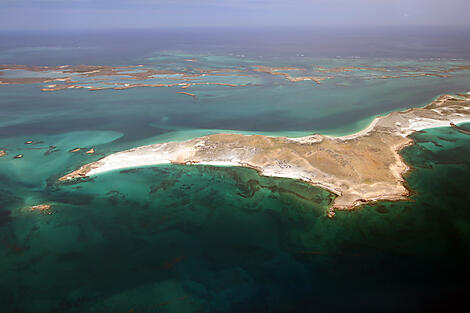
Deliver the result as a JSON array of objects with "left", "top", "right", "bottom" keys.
[{"left": 59, "top": 93, "right": 470, "bottom": 216}]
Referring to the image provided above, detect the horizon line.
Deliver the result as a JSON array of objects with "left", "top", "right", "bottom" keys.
[{"left": 1, "top": 24, "right": 470, "bottom": 32}]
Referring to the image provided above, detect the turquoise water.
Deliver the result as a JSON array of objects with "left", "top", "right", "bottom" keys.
[
  {"left": 2, "top": 57, "right": 470, "bottom": 140},
  {"left": 1, "top": 29, "right": 470, "bottom": 311},
  {"left": 0, "top": 125, "right": 469, "bottom": 312}
]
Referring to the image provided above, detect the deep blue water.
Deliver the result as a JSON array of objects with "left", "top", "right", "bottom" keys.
[
  {"left": 2, "top": 26, "right": 470, "bottom": 65},
  {"left": 0, "top": 27, "right": 470, "bottom": 313}
]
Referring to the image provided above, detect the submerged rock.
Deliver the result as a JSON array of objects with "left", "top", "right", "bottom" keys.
[{"left": 45, "top": 146, "right": 59, "bottom": 156}]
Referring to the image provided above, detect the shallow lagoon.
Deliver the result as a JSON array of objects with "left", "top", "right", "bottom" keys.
[
  {"left": 0, "top": 125, "right": 469, "bottom": 312},
  {"left": 1, "top": 30, "right": 470, "bottom": 311}
]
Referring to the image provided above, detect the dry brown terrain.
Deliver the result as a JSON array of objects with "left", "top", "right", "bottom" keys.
[{"left": 59, "top": 94, "right": 470, "bottom": 216}]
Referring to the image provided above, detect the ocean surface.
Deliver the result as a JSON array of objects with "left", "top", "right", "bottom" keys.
[{"left": 0, "top": 27, "right": 470, "bottom": 312}]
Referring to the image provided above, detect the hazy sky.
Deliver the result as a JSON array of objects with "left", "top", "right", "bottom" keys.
[{"left": 1, "top": 0, "right": 469, "bottom": 30}]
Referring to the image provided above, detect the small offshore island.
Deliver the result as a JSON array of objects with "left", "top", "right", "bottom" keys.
[{"left": 60, "top": 93, "right": 470, "bottom": 216}]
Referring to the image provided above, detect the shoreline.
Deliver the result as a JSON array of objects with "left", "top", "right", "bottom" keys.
[{"left": 59, "top": 92, "right": 470, "bottom": 215}]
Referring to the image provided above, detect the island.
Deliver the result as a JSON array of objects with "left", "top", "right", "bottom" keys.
[
  {"left": 3, "top": 63, "right": 470, "bottom": 95},
  {"left": 0, "top": 64, "right": 252, "bottom": 93},
  {"left": 59, "top": 93, "right": 470, "bottom": 216},
  {"left": 253, "top": 66, "right": 332, "bottom": 84}
]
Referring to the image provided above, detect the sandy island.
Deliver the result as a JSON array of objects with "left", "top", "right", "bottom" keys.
[
  {"left": 59, "top": 93, "right": 470, "bottom": 216},
  {"left": 253, "top": 66, "right": 332, "bottom": 84},
  {"left": 176, "top": 91, "right": 198, "bottom": 100},
  {"left": 2, "top": 63, "right": 470, "bottom": 93},
  {"left": 0, "top": 64, "right": 251, "bottom": 92}
]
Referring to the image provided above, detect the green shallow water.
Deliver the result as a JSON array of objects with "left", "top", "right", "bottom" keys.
[
  {"left": 0, "top": 125, "right": 469, "bottom": 312},
  {"left": 1, "top": 46, "right": 470, "bottom": 312}
]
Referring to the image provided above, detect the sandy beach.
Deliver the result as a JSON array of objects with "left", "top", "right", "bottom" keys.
[{"left": 60, "top": 93, "right": 470, "bottom": 214}]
